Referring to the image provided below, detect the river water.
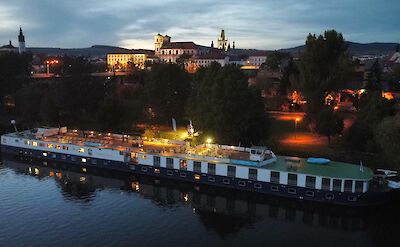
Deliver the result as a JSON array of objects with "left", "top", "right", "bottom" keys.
[{"left": 1, "top": 157, "right": 399, "bottom": 247}]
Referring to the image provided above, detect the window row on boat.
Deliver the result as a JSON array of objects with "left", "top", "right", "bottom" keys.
[
  {"left": 2, "top": 136, "right": 128, "bottom": 162},
  {"left": 138, "top": 153, "right": 369, "bottom": 193}
]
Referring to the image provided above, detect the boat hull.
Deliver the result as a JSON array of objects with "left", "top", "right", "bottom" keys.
[{"left": 0, "top": 144, "right": 390, "bottom": 207}]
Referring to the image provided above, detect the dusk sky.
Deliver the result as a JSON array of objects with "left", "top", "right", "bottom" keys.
[{"left": 0, "top": 0, "right": 399, "bottom": 50}]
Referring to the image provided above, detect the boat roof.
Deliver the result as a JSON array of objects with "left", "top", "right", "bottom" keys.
[{"left": 269, "top": 156, "right": 373, "bottom": 180}]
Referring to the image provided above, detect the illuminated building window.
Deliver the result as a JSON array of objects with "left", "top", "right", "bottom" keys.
[
  {"left": 32, "top": 141, "right": 38, "bottom": 147},
  {"left": 78, "top": 148, "right": 85, "bottom": 153}
]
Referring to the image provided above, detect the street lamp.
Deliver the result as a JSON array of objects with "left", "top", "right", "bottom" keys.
[
  {"left": 45, "top": 59, "right": 59, "bottom": 75},
  {"left": 294, "top": 117, "right": 301, "bottom": 139}
]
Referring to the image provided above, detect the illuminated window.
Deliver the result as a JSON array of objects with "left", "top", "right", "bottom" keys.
[
  {"left": 56, "top": 145, "right": 61, "bottom": 149},
  {"left": 82, "top": 158, "right": 87, "bottom": 163},
  {"left": 194, "top": 174, "right": 201, "bottom": 180},
  {"left": 47, "top": 143, "right": 53, "bottom": 148},
  {"left": 32, "top": 141, "right": 38, "bottom": 147},
  {"left": 142, "top": 155, "right": 147, "bottom": 159},
  {"left": 42, "top": 152, "right": 47, "bottom": 157},
  {"left": 154, "top": 168, "right": 160, "bottom": 174},
  {"left": 78, "top": 148, "right": 85, "bottom": 153},
  {"left": 179, "top": 159, "right": 187, "bottom": 170}
]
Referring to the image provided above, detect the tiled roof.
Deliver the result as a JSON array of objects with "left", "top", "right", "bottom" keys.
[{"left": 161, "top": 42, "right": 198, "bottom": 49}]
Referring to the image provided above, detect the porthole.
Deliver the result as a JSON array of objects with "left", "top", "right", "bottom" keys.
[
  {"left": 167, "top": 170, "right": 173, "bottom": 176},
  {"left": 154, "top": 168, "right": 160, "bottom": 174},
  {"left": 254, "top": 183, "right": 262, "bottom": 189},
  {"left": 325, "top": 193, "right": 335, "bottom": 200},
  {"left": 271, "top": 185, "right": 279, "bottom": 192},
  {"left": 208, "top": 176, "right": 215, "bottom": 182},
  {"left": 141, "top": 167, "right": 148, "bottom": 172},
  {"left": 288, "top": 188, "right": 297, "bottom": 194},
  {"left": 180, "top": 172, "right": 187, "bottom": 178},
  {"left": 238, "top": 181, "right": 246, "bottom": 187},
  {"left": 223, "top": 178, "right": 230, "bottom": 184},
  {"left": 348, "top": 196, "right": 357, "bottom": 202},
  {"left": 305, "top": 191, "right": 315, "bottom": 197}
]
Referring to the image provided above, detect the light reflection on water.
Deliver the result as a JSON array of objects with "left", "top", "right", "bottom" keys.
[{"left": 0, "top": 157, "right": 400, "bottom": 247}]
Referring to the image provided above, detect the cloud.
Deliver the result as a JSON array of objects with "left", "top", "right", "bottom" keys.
[{"left": 0, "top": 0, "right": 399, "bottom": 50}]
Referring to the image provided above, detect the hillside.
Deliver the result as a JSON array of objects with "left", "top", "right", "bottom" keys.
[{"left": 280, "top": 41, "right": 399, "bottom": 56}]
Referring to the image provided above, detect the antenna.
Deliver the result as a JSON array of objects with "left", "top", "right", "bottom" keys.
[{"left": 10, "top": 120, "right": 18, "bottom": 133}]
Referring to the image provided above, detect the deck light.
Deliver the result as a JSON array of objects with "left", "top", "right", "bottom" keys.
[{"left": 206, "top": 138, "right": 212, "bottom": 144}]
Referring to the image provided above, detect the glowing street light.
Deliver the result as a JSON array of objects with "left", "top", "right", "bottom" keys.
[
  {"left": 45, "top": 59, "right": 59, "bottom": 75},
  {"left": 294, "top": 117, "right": 301, "bottom": 139},
  {"left": 206, "top": 138, "right": 212, "bottom": 144}
]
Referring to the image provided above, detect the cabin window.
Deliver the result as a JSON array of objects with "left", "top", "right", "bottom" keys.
[
  {"left": 62, "top": 145, "right": 68, "bottom": 150},
  {"left": 223, "top": 178, "right": 230, "bottom": 184},
  {"left": 344, "top": 180, "right": 353, "bottom": 193},
  {"left": 251, "top": 150, "right": 256, "bottom": 154},
  {"left": 39, "top": 143, "right": 44, "bottom": 147},
  {"left": 270, "top": 171, "right": 280, "bottom": 184},
  {"left": 254, "top": 183, "right": 262, "bottom": 189},
  {"left": 348, "top": 196, "right": 357, "bottom": 202},
  {"left": 193, "top": 161, "right": 202, "bottom": 173},
  {"left": 56, "top": 145, "right": 61, "bottom": 149},
  {"left": 82, "top": 158, "right": 87, "bottom": 163},
  {"left": 249, "top": 168, "right": 258, "bottom": 180},
  {"left": 288, "top": 188, "right": 297, "bottom": 194},
  {"left": 238, "top": 181, "right": 246, "bottom": 187},
  {"left": 180, "top": 159, "right": 188, "bottom": 170},
  {"left": 61, "top": 155, "right": 66, "bottom": 160},
  {"left": 305, "top": 191, "right": 314, "bottom": 197},
  {"left": 180, "top": 172, "right": 187, "bottom": 178},
  {"left": 32, "top": 141, "right": 38, "bottom": 147},
  {"left": 153, "top": 156, "right": 160, "bottom": 167},
  {"left": 47, "top": 143, "right": 53, "bottom": 148},
  {"left": 166, "top": 158, "right": 174, "bottom": 169},
  {"left": 167, "top": 170, "right": 173, "bottom": 176},
  {"left": 71, "top": 156, "right": 77, "bottom": 161},
  {"left": 322, "top": 178, "right": 331, "bottom": 190},
  {"left": 355, "top": 181, "right": 364, "bottom": 193},
  {"left": 78, "top": 148, "right": 85, "bottom": 153},
  {"left": 208, "top": 163, "right": 216, "bottom": 175},
  {"left": 154, "top": 168, "right": 160, "bottom": 174},
  {"left": 271, "top": 185, "right": 279, "bottom": 191},
  {"left": 306, "top": 176, "right": 316, "bottom": 189},
  {"left": 288, "top": 173, "right": 297, "bottom": 186},
  {"left": 91, "top": 159, "right": 97, "bottom": 165},
  {"left": 2, "top": 138, "right": 6, "bottom": 143},
  {"left": 141, "top": 167, "right": 148, "bottom": 172},
  {"left": 333, "top": 179, "right": 342, "bottom": 192},
  {"left": 325, "top": 193, "right": 334, "bottom": 200},
  {"left": 227, "top": 166, "right": 236, "bottom": 178},
  {"left": 208, "top": 176, "right": 215, "bottom": 182}
]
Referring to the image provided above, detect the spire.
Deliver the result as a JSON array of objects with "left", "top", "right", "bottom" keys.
[
  {"left": 211, "top": 40, "right": 214, "bottom": 48},
  {"left": 220, "top": 29, "right": 225, "bottom": 40},
  {"left": 9, "top": 40, "right": 12, "bottom": 46},
  {"left": 227, "top": 43, "right": 230, "bottom": 50},
  {"left": 18, "top": 27, "right": 25, "bottom": 42},
  {"left": 233, "top": 41, "right": 235, "bottom": 49}
]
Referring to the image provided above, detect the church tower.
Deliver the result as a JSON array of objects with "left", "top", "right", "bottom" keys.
[
  {"left": 217, "top": 29, "right": 228, "bottom": 51},
  {"left": 18, "top": 27, "right": 25, "bottom": 54},
  {"left": 154, "top": 33, "right": 170, "bottom": 55}
]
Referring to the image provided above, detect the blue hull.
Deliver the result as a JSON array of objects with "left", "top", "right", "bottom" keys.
[{"left": 1, "top": 145, "right": 390, "bottom": 207}]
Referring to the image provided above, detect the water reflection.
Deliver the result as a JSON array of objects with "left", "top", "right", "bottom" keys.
[{"left": 2, "top": 156, "right": 400, "bottom": 246}]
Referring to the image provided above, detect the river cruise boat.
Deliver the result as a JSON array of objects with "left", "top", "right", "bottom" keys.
[{"left": 0, "top": 127, "right": 395, "bottom": 206}]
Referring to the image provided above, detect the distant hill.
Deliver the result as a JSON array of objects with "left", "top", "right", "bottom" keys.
[
  {"left": 27, "top": 45, "right": 135, "bottom": 57},
  {"left": 280, "top": 41, "right": 399, "bottom": 56}
]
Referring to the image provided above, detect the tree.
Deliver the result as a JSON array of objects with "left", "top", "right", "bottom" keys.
[
  {"left": 365, "top": 59, "right": 382, "bottom": 91},
  {"left": 375, "top": 114, "right": 400, "bottom": 168},
  {"left": 143, "top": 63, "right": 189, "bottom": 123},
  {"left": 347, "top": 92, "right": 394, "bottom": 151},
  {"left": 280, "top": 57, "right": 299, "bottom": 96},
  {"left": 263, "top": 51, "right": 287, "bottom": 70},
  {"left": 300, "top": 30, "right": 352, "bottom": 115},
  {"left": 314, "top": 106, "right": 344, "bottom": 143},
  {"left": 188, "top": 63, "right": 268, "bottom": 145},
  {"left": 0, "top": 52, "right": 32, "bottom": 98}
]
